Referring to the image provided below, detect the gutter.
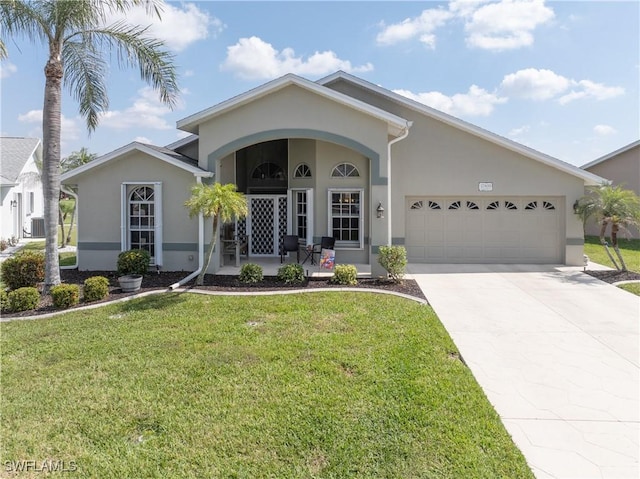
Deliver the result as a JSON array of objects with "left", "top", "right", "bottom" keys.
[
  {"left": 386, "top": 121, "right": 412, "bottom": 245},
  {"left": 170, "top": 176, "right": 205, "bottom": 289}
]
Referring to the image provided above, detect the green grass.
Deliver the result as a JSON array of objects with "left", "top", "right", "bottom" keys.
[
  {"left": 1, "top": 293, "right": 533, "bottom": 479},
  {"left": 584, "top": 236, "right": 640, "bottom": 272},
  {"left": 618, "top": 283, "right": 640, "bottom": 296},
  {"left": 15, "top": 236, "right": 76, "bottom": 267}
]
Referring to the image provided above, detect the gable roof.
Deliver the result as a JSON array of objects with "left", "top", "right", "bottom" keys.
[
  {"left": 581, "top": 140, "right": 640, "bottom": 170},
  {"left": 177, "top": 73, "right": 411, "bottom": 137},
  {"left": 318, "top": 71, "right": 606, "bottom": 186},
  {"left": 0, "top": 137, "right": 41, "bottom": 185},
  {"left": 61, "top": 142, "right": 212, "bottom": 182}
]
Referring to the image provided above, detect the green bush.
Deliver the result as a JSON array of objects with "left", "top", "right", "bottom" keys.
[
  {"left": 378, "top": 246, "right": 407, "bottom": 284},
  {"left": 331, "top": 264, "right": 358, "bottom": 285},
  {"left": 51, "top": 284, "right": 80, "bottom": 309},
  {"left": 83, "top": 276, "right": 110, "bottom": 302},
  {"left": 1, "top": 251, "right": 45, "bottom": 290},
  {"left": 0, "top": 289, "right": 8, "bottom": 312},
  {"left": 239, "top": 263, "right": 263, "bottom": 283},
  {"left": 277, "top": 263, "right": 305, "bottom": 284},
  {"left": 7, "top": 287, "right": 40, "bottom": 312},
  {"left": 117, "top": 249, "right": 150, "bottom": 276}
]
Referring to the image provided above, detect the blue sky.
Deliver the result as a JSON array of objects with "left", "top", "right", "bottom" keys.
[{"left": 1, "top": 0, "right": 638, "bottom": 167}]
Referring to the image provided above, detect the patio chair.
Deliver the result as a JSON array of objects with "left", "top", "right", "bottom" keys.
[{"left": 280, "top": 234, "right": 300, "bottom": 263}]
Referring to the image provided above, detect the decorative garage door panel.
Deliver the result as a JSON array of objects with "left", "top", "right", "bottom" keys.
[{"left": 406, "top": 197, "right": 562, "bottom": 263}]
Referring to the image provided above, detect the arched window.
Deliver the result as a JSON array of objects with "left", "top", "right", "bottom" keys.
[
  {"left": 129, "top": 186, "right": 156, "bottom": 260},
  {"left": 331, "top": 163, "right": 360, "bottom": 178},
  {"left": 252, "top": 162, "right": 286, "bottom": 180},
  {"left": 293, "top": 163, "right": 312, "bottom": 178}
]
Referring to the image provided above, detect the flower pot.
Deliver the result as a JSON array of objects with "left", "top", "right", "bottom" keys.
[{"left": 118, "top": 274, "right": 143, "bottom": 293}]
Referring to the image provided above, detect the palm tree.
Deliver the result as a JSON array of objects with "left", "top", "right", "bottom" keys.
[
  {"left": 0, "top": 0, "right": 178, "bottom": 291},
  {"left": 576, "top": 184, "right": 640, "bottom": 271},
  {"left": 60, "top": 147, "right": 97, "bottom": 246},
  {"left": 184, "top": 183, "right": 248, "bottom": 286}
]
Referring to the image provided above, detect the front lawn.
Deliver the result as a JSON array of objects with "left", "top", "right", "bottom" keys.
[
  {"left": 584, "top": 235, "right": 640, "bottom": 272},
  {"left": 1, "top": 293, "right": 533, "bottom": 478}
]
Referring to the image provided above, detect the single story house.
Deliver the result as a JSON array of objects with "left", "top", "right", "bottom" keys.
[
  {"left": 581, "top": 140, "right": 640, "bottom": 239},
  {"left": 61, "top": 71, "right": 605, "bottom": 277},
  {"left": 0, "top": 137, "right": 44, "bottom": 241}
]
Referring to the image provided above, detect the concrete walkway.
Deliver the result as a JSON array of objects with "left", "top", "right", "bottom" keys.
[{"left": 408, "top": 264, "right": 639, "bottom": 479}]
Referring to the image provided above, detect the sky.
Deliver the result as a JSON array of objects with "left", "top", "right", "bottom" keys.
[{"left": 0, "top": 0, "right": 638, "bottom": 167}]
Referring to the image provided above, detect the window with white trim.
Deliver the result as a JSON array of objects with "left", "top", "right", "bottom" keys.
[
  {"left": 293, "top": 163, "right": 312, "bottom": 178},
  {"left": 295, "top": 191, "right": 308, "bottom": 239},
  {"left": 129, "top": 186, "right": 156, "bottom": 260},
  {"left": 328, "top": 189, "right": 363, "bottom": 248}
]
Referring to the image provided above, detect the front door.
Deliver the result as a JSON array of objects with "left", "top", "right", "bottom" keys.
[{"left": 241, "top": 195, "right": 288, "bottom": 256}]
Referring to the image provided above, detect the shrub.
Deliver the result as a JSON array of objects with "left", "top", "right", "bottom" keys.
[
  {"left": 1, "top": 251, "right": 45, "bottom": 290},
  {"left": 117, "top": 249, "right": 150, "bottom": 276},
  {"left": 277, "top": 263, "right": 305, "bottom": 284},
  {"left": 239, "top": 263, "right": 263, "bottom": 283},
  {"left": 51, "top": 284, "right": 80, "bottom": 309},
  {"left": 83, "top": 276, "right": 110, "bottom": 302},
  {"left": 7, "top": 287, "right": 40, "bottom": 312},
  {"left": 0, "top": 289, "right": 8, "bottom": 312},
  {"left": 331, "top": 264, "right": 358, "bottom": 285},
  {"left": 378, "top": 246, "right": 407, "bottom": 284}
]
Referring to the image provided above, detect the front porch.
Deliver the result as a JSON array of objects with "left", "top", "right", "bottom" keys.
[{"left": 217, "top": 256, "right": 372, "bottom": 279}]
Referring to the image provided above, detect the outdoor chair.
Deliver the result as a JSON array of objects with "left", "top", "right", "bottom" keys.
[
  {"left": 312, "top": 236, "right": 336, "bottom": 264},
  {"left": 280, "top": 234, "right": 300, "bottom": 263}
]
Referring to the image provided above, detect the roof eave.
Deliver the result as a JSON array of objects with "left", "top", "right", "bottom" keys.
[{"left": 581, "top": 139, "right": 640, "bottom": 170}]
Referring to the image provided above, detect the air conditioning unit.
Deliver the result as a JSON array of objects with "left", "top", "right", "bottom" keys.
[{"left": 31, "top": 217, "right": 45, "bottom": 238}]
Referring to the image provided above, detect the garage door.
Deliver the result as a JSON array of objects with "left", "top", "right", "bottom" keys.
[{"left": 405, "top": 197, "right": 563, "bottom": 263}]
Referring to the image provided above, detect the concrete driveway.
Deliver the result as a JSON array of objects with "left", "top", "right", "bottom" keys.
[{"left": 407, "top": 264, "right": 639, "bottom": 479}]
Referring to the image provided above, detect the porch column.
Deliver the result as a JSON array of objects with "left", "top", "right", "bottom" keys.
[{"left": 370, "top": 150, "right": 390, "bottom": 278}]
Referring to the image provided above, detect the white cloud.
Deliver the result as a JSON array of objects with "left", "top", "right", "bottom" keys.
[
  {"left": 394, "top": 85, "right": 507, "bottom": 117},
  {"left": 18, "top": 109, "right": 81, "bottom": 142},
  {"left": 558, "top": 80, "right": 625, "bottom": 105},
  {"left": 500, "top": 68, "right": 571, "bottom": 100},
  {"left": 98, "top": 87, "right": 176, "bottom": 130},
  {"left": 377, "top": 0, "right": 554, "bottom": 51},
  {"left": 134, "top": 136, "right": 153, "bottom": 144},
  {"left": 108, "top": 2, "right": 220, "bottom": 52},
  {"left": 184, "top": 70, "right": 195, "bottom": 78},
  {"left": 509, "top": 125, "right": 530, "bottom": 137},
  {"left": 376, "top": 8, "right": 453, "bottom": 48},
  {"left": 593, "top": 124, "right": 617, "bottom": 136},
  {"left": 0, "top": 61, "right": 17, "bottom": 79},
  {"left": 463, "top": 0, "right": 555, "bottom": 51},
  {"left": 221, "top": 36, "right": 373, "bottom": 80}
]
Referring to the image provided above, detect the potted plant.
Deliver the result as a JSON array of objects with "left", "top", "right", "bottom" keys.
[{"left": 117, "top": 249, "right": 150, "bottom": 292}]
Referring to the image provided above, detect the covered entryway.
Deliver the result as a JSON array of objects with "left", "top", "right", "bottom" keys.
[{"left": 405, "top": 196, "right": 563, "bottom": 263}]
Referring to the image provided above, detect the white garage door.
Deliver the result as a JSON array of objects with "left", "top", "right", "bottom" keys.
[{"left": 405, "top": 197, "right": 563, "bottom": 263}]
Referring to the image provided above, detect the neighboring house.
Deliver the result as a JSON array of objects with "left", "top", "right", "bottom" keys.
[
  {"left": 61, "top": 72, "right": 605, "bottom": 276},
  {"left": 581, "top": 140, "right": 640, "bottom": 239},
  {"left": 0, "top": 137, "right": 44, "bottom": 241}
]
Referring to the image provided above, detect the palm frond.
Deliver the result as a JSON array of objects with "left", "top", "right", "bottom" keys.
[
  {"left": 62, "top": 39, "right": 109, "bottom": 131},
  {"left": 0, "top": 0, "right": 52, "bottom": 44}
]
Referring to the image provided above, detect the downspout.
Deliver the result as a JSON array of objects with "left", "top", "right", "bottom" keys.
[
  {"left": 60, "top": 185, "right": 78, "bottom": 270},
  {"left": 386, "top": 121, "right": 412, "bottom": 245},
  {"left": 170, "top": 175, "right": 206, "bottom": 289}
]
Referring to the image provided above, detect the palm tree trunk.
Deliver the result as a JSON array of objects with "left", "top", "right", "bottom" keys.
[
  {"left": 42, "top": 55, "right": 63, "bottom": 291},
  {"left": 599, "top": 220, "right": 620, "bottom": 270},
  {"left": 59, "top": 207, "right": 67, "bottom": 248},
  {"left": 610, "top": 223, "right": 628, "bottom": 271},
  {"left": 66, "top": 201, "right": 76, "bottom": 245},
  {"left": 196, "top": 216, "right": 219, "bottom": 286}
]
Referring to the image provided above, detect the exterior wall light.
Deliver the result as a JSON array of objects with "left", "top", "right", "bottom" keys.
[
  {"left": 10, "top": 200, "right": 18, "bottom": 208},
  {"left": 573, "top": 200, "right": 580, "bottom": 214},
  {"left": 376, "top": 202, "right": 385, "bottom": 219}
]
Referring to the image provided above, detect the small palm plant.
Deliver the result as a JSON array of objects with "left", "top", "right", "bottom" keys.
[
  {"left": 184, "top": 183, "right": 248, "bottom": 285},
  {"left": 576, "top": 184, "right": 640, "bottom": 271}
]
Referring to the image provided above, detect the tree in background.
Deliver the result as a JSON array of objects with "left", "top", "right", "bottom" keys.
[
  {"left": 60, "top": 148, "right": 98, "bottom": 247},
  {"left": 184, "top": 183, "right": 248, "bottom": 286},
  {"left": 576, "top": 184, "right": 640, "bottom": 271},
  {"left": 0, "top": 0, "right": 178, "bottom": 291}
]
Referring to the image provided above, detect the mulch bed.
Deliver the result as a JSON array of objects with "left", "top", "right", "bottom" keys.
[
  {"left": 2, "top": 270, "right": 427, "bottom": 319},
  {"left": 584, "top": 269, "right": 640, "bottom": 284}
]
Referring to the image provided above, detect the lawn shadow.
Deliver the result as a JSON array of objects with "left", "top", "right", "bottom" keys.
[{"left": 117, "top": 292, "right": 188, "bottom": 313}]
